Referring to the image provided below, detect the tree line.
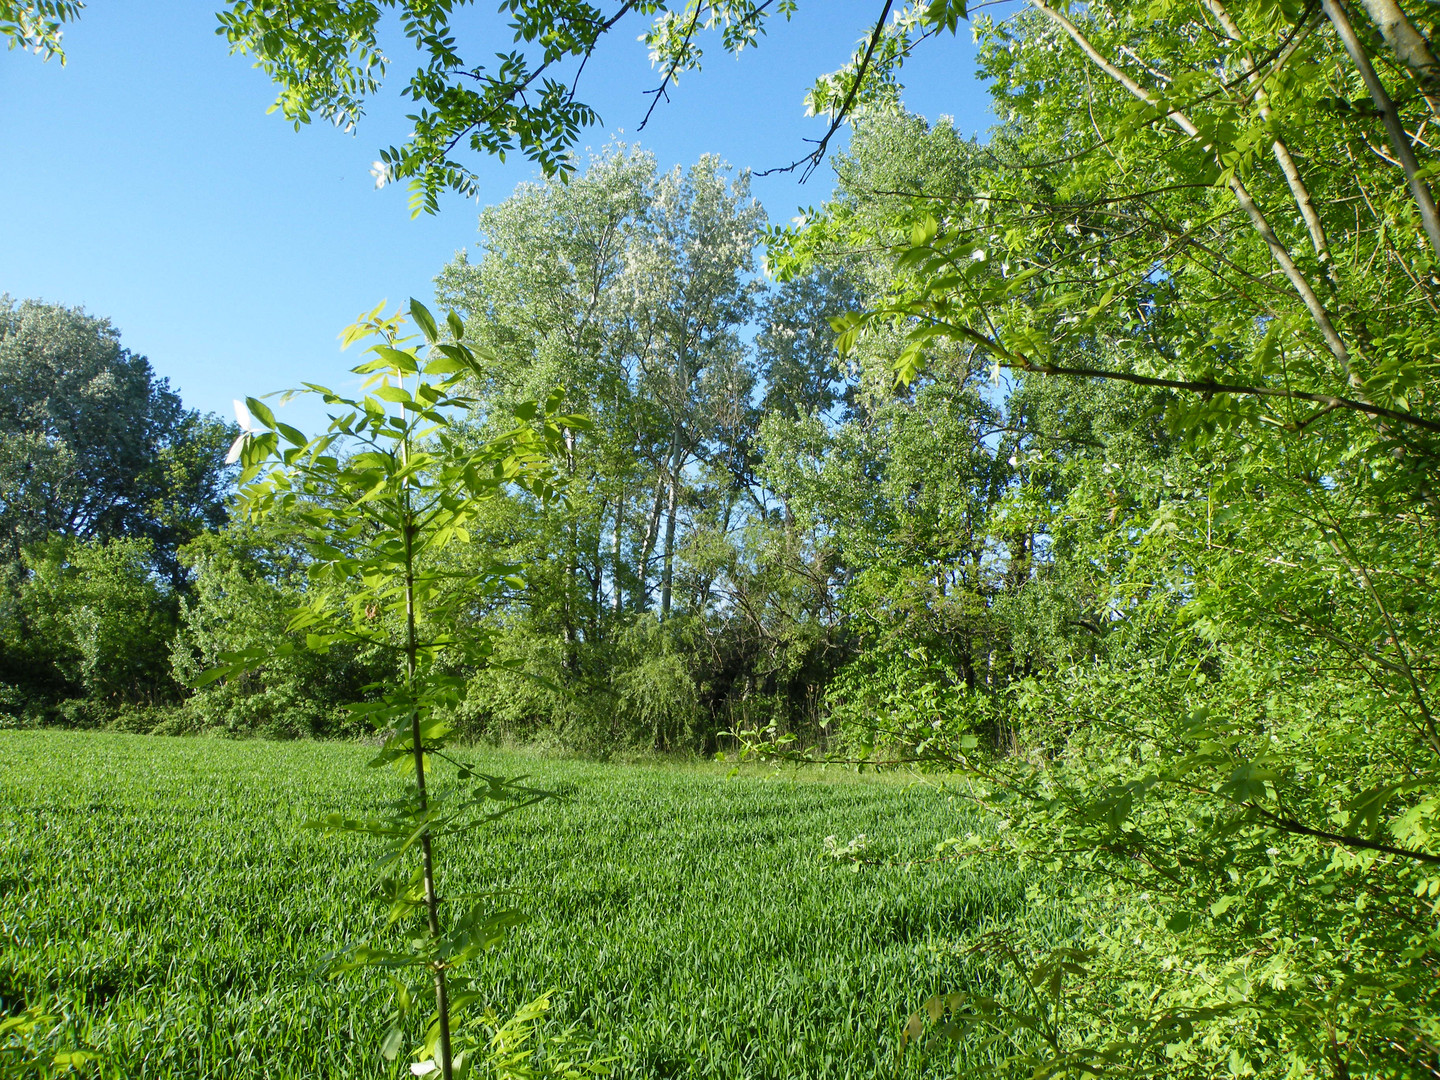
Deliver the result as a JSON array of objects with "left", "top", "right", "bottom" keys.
[{"left": 2, "top": 139, "right": 1131, "bottom": 752}]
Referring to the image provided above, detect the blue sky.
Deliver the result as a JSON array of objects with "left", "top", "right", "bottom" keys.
[{"left": 1, "top": 2, "right": 994, "bottom": 429}]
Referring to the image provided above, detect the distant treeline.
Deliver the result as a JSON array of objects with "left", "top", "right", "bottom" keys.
[{"left": 1, "top": 137, "right": 1117, "bottom": 750}]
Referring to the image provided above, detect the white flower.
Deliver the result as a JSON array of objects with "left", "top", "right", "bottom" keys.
[{"left": 371, "top": 160, "right": 391, "bottom": 190}]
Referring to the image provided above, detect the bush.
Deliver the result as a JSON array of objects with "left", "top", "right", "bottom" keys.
[
  {"left": 8, "top": 536, "right": 179, "bottom": 710},
  {"left": 172, "top": 522, "right": 385, "bottom": 737}
]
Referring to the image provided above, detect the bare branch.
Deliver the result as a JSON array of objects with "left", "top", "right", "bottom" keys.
[
  {"left": 638, "top": 1, "right": 704, "bottom": 131},
  {"left": 1004, "top": 356, "right": 1440, "bottom": 433},
  {"left": 756, "top": 0, "right": 897, "bottom": 182},
  {"left": 1248, "top": 802, "right": 1440, "bottom": 863}
]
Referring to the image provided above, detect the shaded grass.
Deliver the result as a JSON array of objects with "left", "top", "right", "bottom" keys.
[{"left": 0, "top": 731, "right": 1052, "bottom": 1078}]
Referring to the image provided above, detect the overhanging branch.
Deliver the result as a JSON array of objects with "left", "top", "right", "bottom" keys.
[{"left": 1008, "top": 357, "right": 1440, "bottom": 435}]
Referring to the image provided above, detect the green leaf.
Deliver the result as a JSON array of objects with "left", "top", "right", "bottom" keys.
[
  {"left": 276, "top": 422, "right": 308, "bottom": 447},
  {"left": 425, "top": 349, "right": 467, "bottom": 375},
  {"left": 410, "top": 298, "right": 440, "bottom": 344},
  {"left": 373, "top": 346, "right": 419, "bottom": 373},
  {"left": 1209, "top": 893, "right": 1240, "bottom": 917},
  {"left": 380, "top": 1023, "right": 405, "bottom": 1061},
  {"left": 245, "top": 396, "right": 276, "bottom": 429},
  {"left": 1218, "top": 761, "right": 1276, "bottom": 804},
  {"left": 909, "top": 215, "right": 938, "bottom": 248}
]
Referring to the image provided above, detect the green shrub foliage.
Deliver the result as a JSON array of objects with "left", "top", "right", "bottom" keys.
[
  {"left": 0, "top": 536, "right": 178, "bottom": 717},
  {"left": 173, "top": 521, "right": 387, "bottom": 737},
  {"left": 749, "top": 1, "right": 1440, "bottom": 1074}
]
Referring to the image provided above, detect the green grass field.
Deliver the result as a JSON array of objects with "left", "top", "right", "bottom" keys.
[{"left": 0, "top": 731, "right": 1052, "bottom": 1079}]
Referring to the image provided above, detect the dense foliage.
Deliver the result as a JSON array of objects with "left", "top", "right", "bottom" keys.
[
  {"left": 754, "top": 2, "right": 1440, "bottom": 1074},
  {"left": 0, "top": 297, "right": 233, "bottom": 574},
  {"left": 0, "top": 298, "right": 234, "bottom": 724}
]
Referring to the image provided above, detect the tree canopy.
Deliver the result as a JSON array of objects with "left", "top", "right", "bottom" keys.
[
  {"left": 3, "top": 0, "right": 905, "bottom": 211},
  {"left": 0, "top": 297, "right": 234, "bottom": 580}
]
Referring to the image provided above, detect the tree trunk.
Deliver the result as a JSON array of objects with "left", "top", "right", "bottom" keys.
[
  {"left": 563, "top": 430, "right": 578, "bottom": 671},
  {"left": 612, "top": 486, "right": 625, "bottom": 614},
  {"left": 404, "top": 505, "right": 453, "bottom": 1080},
  {"left": 1202, "top": 1, "right": 1334, "bottom": 266},
  {"left": 1357, "top": 0, "right": 1440, "bottom": 119},
  {"left": 659, "top": 347, "right": 689, "bottom": 620},
  {"left": 660, "top": 425, "right": 682, "bottom": 620},
  {"left": 1323, "top": 0, "right": 1440, "bottom": 261},
  {"left": 638, "top": 476, "right": 666, "bottom": 612}
]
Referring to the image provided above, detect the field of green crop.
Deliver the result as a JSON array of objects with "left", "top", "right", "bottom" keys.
[{"left": 0, "top": 731, "right": 1057, "bottom": 1079}]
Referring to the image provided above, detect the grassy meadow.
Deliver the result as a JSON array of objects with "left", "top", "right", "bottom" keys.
[{"left": 0, "top": 731, "right": 1055, "bottom": 1079}]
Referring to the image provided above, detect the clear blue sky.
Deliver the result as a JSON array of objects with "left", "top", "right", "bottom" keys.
[{"left": 0, "top": 2, "right": 993, "bottom": 428}]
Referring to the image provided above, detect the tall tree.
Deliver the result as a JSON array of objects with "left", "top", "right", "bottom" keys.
[
  {"left": 437, "top": 146, "right": 654, "bottom": 660},
  {"left": 0, "top": 298, "right": 234, "bottom": 582},
  {"left": 628, "top": 155, "right": 764, "bottom": 617},
  {"left": 756, "top": 266, "right": 862, "bottom": 425},
  {"left": 437, "top": 149, "right": 763, "bottom": 624}
]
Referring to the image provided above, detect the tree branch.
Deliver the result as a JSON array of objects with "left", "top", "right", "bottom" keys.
[
  {"left": 756, "top": 0, "right": 897, "bottom": 182},
  {"left": 638, "top": 0, "right": 704, "bottom": 131},
  {"left": 1322, "top": 0, "right": 1440, "bottom": 261},
  {"left": 1248, "top": 802, "right": 1440, "bottom": 863},
  {"left": 1004, "top": 356, "right": 1440, "bottom": 434},
  {"left": 1356, "top": 0, "right": 1440, "bottom": 120},
  {"left": 1031, "top": 0, "right": 1364, "bottom": 391}
]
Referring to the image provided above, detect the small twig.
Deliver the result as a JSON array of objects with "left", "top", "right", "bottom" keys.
[{"left": 638, "top": 2, "right": 703, "bottom": 131}]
